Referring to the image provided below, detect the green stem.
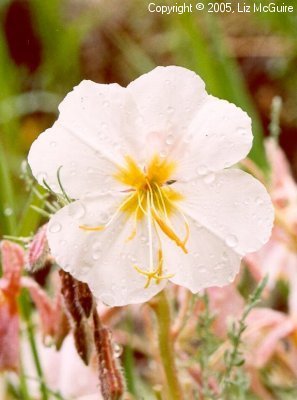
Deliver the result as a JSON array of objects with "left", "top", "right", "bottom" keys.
[
  {"left": 0, "top": 141, "right": 17, "bottom": 235},
  {"left": 153, "top": 291, "right": 183, "bottom": 400},
  {"left": 19, "top": 364, "right": 31, "bottom": 400},
  {"left": 19, "top": 290, "right": 49, "bottom": 400}
]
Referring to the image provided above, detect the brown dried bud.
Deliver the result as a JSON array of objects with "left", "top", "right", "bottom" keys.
[
  {"left": 93, "top": 310, "right": 124, "bottom": 400},
  {"left": 59, "top": 270, "right": 94, "bottom": 364},
  {"left": 73, "top": 320, "right": 92, "bottom": 366},
  {"left": 75, "top": 280, "right": 93, "bottom": 318},
  {"left": 59, "top": 270, "right": 82, "bottom": 324},
  {"left": 54, "top": 294, "right": 71, "bottom": 350}
]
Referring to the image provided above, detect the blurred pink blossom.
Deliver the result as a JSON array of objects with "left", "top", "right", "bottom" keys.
[
  {"left": 0, "top": 241, "right": 24, "bottom": 371},
  {"left": 244, "top": 139, "right": 297, "bottom": 320},
  {"left": 23, "top": 334, "right": 101, "bottom": 399},
  {"left": 0, "top": 240, "right": 68, "bottom": 371}
]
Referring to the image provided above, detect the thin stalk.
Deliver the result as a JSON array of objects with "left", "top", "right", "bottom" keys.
[
  {"left": 123, "top": 313, "right": 137, "bottom": 397},
  {"left": 19, "top": 290, "right": 49, "bottom": 400},
  {"left": 19, "top": 364, "right": 31, "bottom": 400},
  {"left": 153, "top": 291, "right": 183, "bottom": 400},
  {"left": 0, "top": 141, "right": 17, "bottom": 235}
]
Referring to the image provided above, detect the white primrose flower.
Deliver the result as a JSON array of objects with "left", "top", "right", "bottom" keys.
[{"left": 28, "top": 66, "right": 274, "bottom": 306}]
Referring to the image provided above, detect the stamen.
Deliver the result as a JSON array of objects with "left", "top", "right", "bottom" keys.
[
  {"left": 174, "top": 205, "right": 191, "bottom": 247},
  {"left": 159, "top": 187, "right": 190, "bottom": 246},
  {"left": 79, "top": 192, "right": 135, "bottom": 232},
  {"left": 134, "top": 250, "right": 174, "bottom": 288},
  {"left": 152, "top": 209, "right": 188, "bottom": 254},
  {"left": 147, "top": 191, "right": 154, "bottom": 272},
  {"left": 154, "top": 183, "right": 168, "bottom": 220},
  {"left": 126, "top": 206, "right": 140, "bottom": 242},
  {"left": 137, "top": 192, "right": 147, "bottom": 216}
]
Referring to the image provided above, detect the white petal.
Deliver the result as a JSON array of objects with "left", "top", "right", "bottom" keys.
[
  {"left": 163, "top": 216, "right": 241, "bottom": 293},
  {"left": 58, "top": 80, "right": 145, "bottom": 164},
  {"left": 175, "top": 168, "right": 274, "bottom": 256},
  {"left": 128, "top": 66, "right": 207, "bottom": 159},
  {"left": 47, "top": 195, "right": 166, "bottom": 306},
  {"left": 28, "top": 122, "right": 122, "bottom": 198},
  {"left": 175, "top": 96, "right": 252, "bottom": 180}
]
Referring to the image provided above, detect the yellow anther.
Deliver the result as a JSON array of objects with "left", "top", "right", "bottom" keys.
[
  {"left": 79, "top": 225, "right": 105, "bottom": 231},
  {"left": 126, "top": 229, "right": 136, "bottom": 242},
  {"left": 152, "top": 210, "right": 188, "bottom": 254},
  {"left": 183, "top": 221, "right": 190, "bottom": 247},
  {"left": 133, "top": 250, "right": 174, "bottom": 288}
]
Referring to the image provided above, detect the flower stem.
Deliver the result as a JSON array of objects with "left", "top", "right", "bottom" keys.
[
  {"left": 19, "top": 290, "right": 49, "bottom": 400},
  {"left": 19, "top": 364, "right": 30, "bottom": 400},
  {"left": 153, "top": 291, "right": 183, "bottom": 400}
]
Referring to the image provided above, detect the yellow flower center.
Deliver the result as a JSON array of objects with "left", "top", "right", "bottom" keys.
[{"left": 80, "top": 155, "right": 189, "bottom": 288}]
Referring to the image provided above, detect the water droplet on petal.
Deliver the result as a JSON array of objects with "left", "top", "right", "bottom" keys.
[
  {"left": 92, "top": 252, "right": 101, "bottom": 261},
  {"left": 49, "top": 222, "right": 62, "bottom": 233},
  {"left": 100, "top": 213, "right": 109, "bottom": 224},
  {"left": 214, "top": 262, "right": 224, "bottom": 271},
  {"left": 194, "top": 221, "right": 202, "bottom": 229},
  {"left": 225, "top": 234, "right": 238, "bottom": 248},
  {"left": 165, "top": 134, "right": 174, "bottom": 145},
  {"left": 196, "top": 165, "right": 208, "bottom": 176},
  {"left": 113, "top": 343, "right": 123, "bottom": 358},
  {"left": 237, "top": 127, "right": 248, "bottom": 136},
  {"left": 203, "top": 173, "right": 215, "bottom": 184},
  {"left": 101, "top": 293, "right": 115, "bottom": 307},
  {"left": 256, "top": 196, "right": 264, "bottom": 205},
  {"left": 68, "top": 202, "right": 86, "bottom": 219},
  {"left": 167, "top": 106, "right": 174, "bottom": 114},
  {"left": 81, "top": 264, "right": 92, "bottom": 274},
  {"left": 92, "top": 241, "right": 102, "bottom": 253},
  {"left": 198, "top": 265, "right": 207, "bottom": 273},
  {"left": 224, "top": 161, "right": 232, "bottom": 168}
]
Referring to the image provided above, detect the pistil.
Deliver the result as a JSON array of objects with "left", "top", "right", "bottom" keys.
[{"left": 80, "top": 155, "right": 190, "bottom": 288}]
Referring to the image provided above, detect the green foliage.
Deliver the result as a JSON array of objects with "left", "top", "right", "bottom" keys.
[
  {"left": 193, "top": 278, "right": 267, "bottom": 400},
  {"left": 220, "top": 277, "right": 268, "bottom": 399},
  {"left": 194, "top": 294, "right": 222, "bottom": 400}
]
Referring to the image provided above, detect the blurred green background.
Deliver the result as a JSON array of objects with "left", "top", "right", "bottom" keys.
[{"left": 0, "top": 0, "right": 296, "bottom": 238}]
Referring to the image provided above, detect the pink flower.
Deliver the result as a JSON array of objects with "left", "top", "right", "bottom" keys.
[
  {"left": 0, "top": 241, "right": 24, "bottom": 371},
  {"left": 23, "top": 335, "right": 101, "bottom": 399},
  {"left": 0, "top": 240, "right": 69, "bottom": 371}
]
